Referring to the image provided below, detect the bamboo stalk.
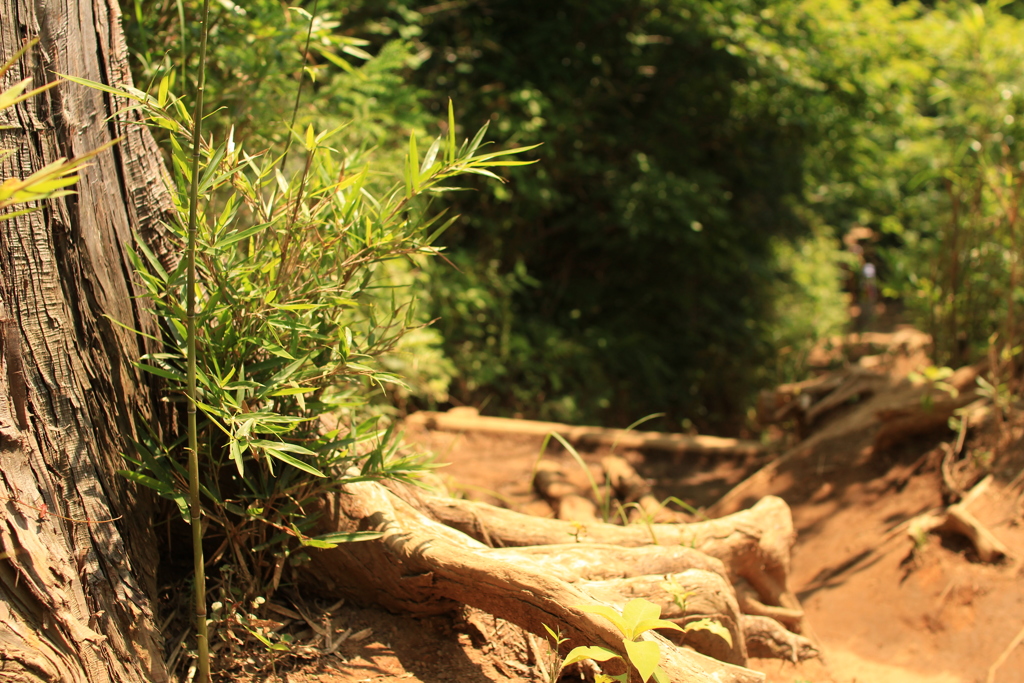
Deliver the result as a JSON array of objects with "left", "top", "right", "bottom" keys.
[{"left": 186, "top": 0, "right": 213, "bottom": 679}]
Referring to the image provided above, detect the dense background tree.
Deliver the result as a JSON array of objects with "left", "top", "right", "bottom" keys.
[
  {"left": 407, "top": 0, "right": 862, "bottom": 429},
  {"left": 399, "top": 0, "right": 1024, "bottom": 427}
]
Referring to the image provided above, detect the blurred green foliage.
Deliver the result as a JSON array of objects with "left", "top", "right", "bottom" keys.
[
  {"left": 119, "top": 0, "right": 1024, "bottom": 433},
  {"left": 876, "top": 1, "right": 1024, "bottom": 371},
  {"left": 122, "top": 0, "right": 426, "bottom": 145},
  {"left": 405, "top": 0, "right": 870, "bottom": 429}
]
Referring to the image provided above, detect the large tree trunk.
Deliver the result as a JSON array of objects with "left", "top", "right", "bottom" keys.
[{"left": 1, "top": 2, "right": 174, "bottom": 681}]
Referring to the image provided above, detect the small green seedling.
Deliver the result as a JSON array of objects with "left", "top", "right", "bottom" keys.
[
  {"left": 540, "top": 624, "right": 570, "bottom": 683},
  {"left": 560, "top": 598, "right": 682, "bottom": 683},
  {"left": 659, "top": 579, "right": 694, "bottom": 613}
]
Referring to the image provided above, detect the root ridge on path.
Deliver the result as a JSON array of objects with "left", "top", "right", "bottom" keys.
[{"left": 300, "top": 477, "right": 814, "bottom": 683}]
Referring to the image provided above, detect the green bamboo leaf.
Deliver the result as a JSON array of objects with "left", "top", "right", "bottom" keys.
[
  {"left": 135, "top": 362, "right": 186, "bottom": 382},
  {"left": 403, "top": 151, "right": 414, "bottom": 198},
  {"left": 470, "top": 159, "right": 540, "bottom": 167},
  {"left": 425, "top": 213, "right": 459, "bottom": 246},
  {"left": 406, "top": 132, "right": 420, "bottom": 196},
  {"left": 315, "top": 48, "right": 357, "bottom": 74},
  {"left": 0, "top": 207, "right": 36, "bottom": 221},
  {"left": 341, "top": 44, "right": 373, "bottom": 60},
  {"left": 307, "top": 530, "right": 384, "bottom": 547},
  {"left": 229, "top": 439, "right": 245, "bottom": 476},
  {"left": 421, "top": 138, "right": 441, "bottom": 175},
  {"left": 465, "top": 121, "right": 489, "bottom": 157},
  {"left": 267, "top": 386, "right": 312, "bottom": 397},
  {"left": 269, "top": 302, "right": 322, "bottom": 311},
  {"left": 132, "top": 231, "right": 169, "bottom": 281},
  {"left": 118, "top": 470, "right": 188, "bottom": 520},
  {"left": 0, "top": 39, "right": 37, "bottom": 83},
  {"left": 264, "top": 344, "right": 297, "bottom": 360},
  {"left": 446, "top": 99, "right": 456, "bottom": 164},
  {"left": 157, "top": 76, "right": 169, "bottom": 108},
  {"left": 467, "top": 143, "right": 542, "bottom": 162},
  {"left": 249, "top": 440, "right": 317, "bottom": 456},
  {"left": 118, "top": 469, "right": 174, "bottom": 495},
  {"left": 22, "top": 176, "right": 80, "bottom": 194},
  {"left": 197, "top": 143, "right": 227, "bottom": 193},
  {"left": 0, "top": 78, "right": 56, "bottom": 112},
  {"left": 216, "top": 220, "right": 272, "bottom": 246},
  {"left": 252, "top": 443, "right": 325, "bottom": 478},
  {"left": 462, "top": 167, "right": 505, "bottom": 181},
  {"left": 59, "top": 73, "right": 148, "bottom": 102}
]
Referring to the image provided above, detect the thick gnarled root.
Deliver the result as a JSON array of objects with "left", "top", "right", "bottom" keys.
[{"left": 301, "top": 479, "right": 819, "bottom": 682}]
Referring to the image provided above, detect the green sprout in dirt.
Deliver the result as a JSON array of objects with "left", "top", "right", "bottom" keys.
[
  {"left": 532, "top": 411, "right": 699, "bottom": 527},
  {"left": 539, "top": 624, "right": 570, "bottom": 683},
  {"left": 555, "top": 598, "right": 733, "bottom": 683},
  {"left": 659, "top": 579, "right": 694, "bottom": 613},
  {"left": 559, "top": 598, "right": 682, "bottom": 683},
  {"left": 536, "top": 431, "right": 612, "bottom": 519}
]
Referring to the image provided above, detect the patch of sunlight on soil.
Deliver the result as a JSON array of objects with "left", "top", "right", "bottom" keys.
[{"left": 825, "top": 647, "right": 969, "bottom": 683}]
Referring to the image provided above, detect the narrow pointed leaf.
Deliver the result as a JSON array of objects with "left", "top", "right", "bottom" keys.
[
  {"left": 446, "top": 99, "right": 456, "bottom": 164},
  {"left": 255, "top": 444, "right": 325, "bottom": 478}
]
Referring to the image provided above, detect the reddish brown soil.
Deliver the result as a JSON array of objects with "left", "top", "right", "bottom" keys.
[{"left": 268, "top": 417, "right": 1024, "bottom": 683}]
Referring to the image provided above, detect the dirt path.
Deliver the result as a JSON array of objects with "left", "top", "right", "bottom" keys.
[{"left": 267, "top": 412, "right": 1023, "bottom": 683}]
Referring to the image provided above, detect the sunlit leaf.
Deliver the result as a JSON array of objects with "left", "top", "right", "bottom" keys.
[
  {"left": 578, "top": 604, "right": 629, "bottom": 637},
  {"left": 561, "top": 645, "right": 620, "bottom": 668},
  {"left": 622, "top": 640, "right": 661, "bottom": 683},
  {"left": 681, "top": 618, "right": 733, "bottom": 647}
]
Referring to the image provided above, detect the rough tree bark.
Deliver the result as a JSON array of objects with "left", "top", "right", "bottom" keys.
[{"left": 0, "top": 2, "right": 174, "bottom": 681}]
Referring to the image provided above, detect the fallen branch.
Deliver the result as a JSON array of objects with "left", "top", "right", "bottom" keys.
[{"left": 407, "top": 407, "right": 763, "bottom": 456}]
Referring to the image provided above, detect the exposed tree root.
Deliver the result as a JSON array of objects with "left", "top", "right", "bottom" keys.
[
  {"left": 907, "top": 476, "right": 1011, "bottom": 563},
  {"left": 407, "top": 408, "right": 762, "bottom": 456},
  {"left": 411, "top": 489, "right": 798, "bottom": 613},
  {"left": 300, "top": 478, "right": 818, "bottom": 682},
  {"left": 712, "top": 362, "right": 986, "bottom": 518},
  {"left": 734, "top": 578, "right": 805, "bottom": 632},
  {"left": 741, "top": 615, "right": 819, "bottom": 663}
]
